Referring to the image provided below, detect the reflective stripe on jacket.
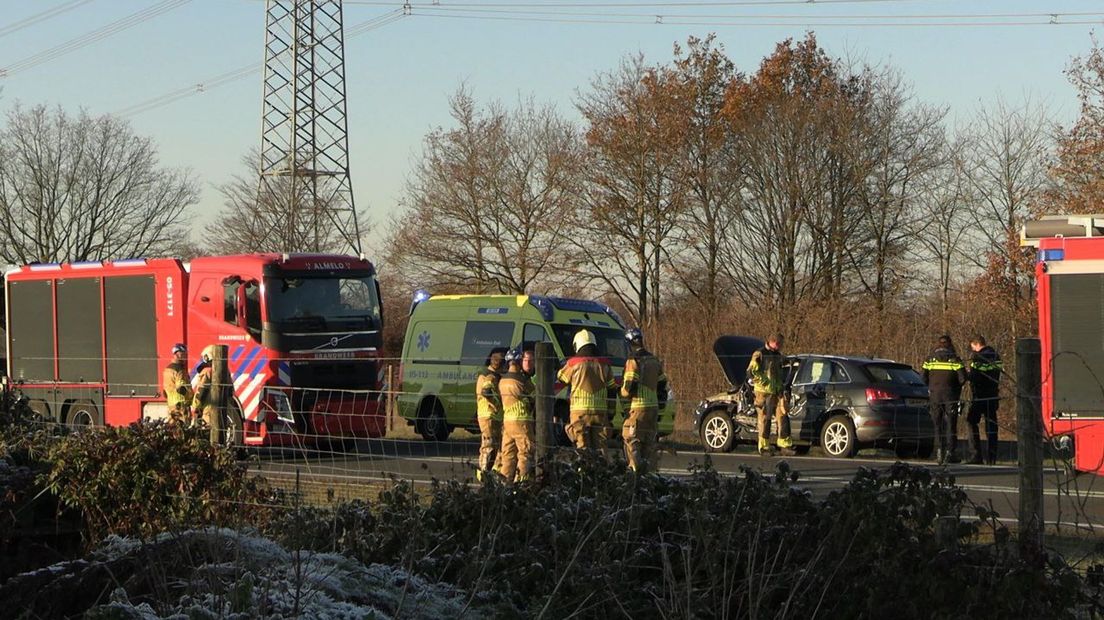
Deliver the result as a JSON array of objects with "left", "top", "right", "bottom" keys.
[
  {"left": 557, "top": 356, "right": 616, "bottom": 415},
  {"left": 747, "top": 347, "right": 784, "bottom": 395},
  {"left": 163, "top": 362, "right": 193, "bottom": 409},
  {"left": 500, "top": 371, "right": 535, "bottom": 422},
  {"left": 621, "top": 351, "right": 666, "bottom": 411},
  {"left": 921, "top": 347, "right": 966, "bottom": 397},
  {"left": 476, "top": 368, "right": 502, "bottom": 420},
  {"left": 968, "top": 346, "right": 1002, "bottom": 397}
]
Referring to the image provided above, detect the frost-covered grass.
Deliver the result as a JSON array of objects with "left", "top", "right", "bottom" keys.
[{"left": 5, "top": 528, "right": 511, "bottom": 619}]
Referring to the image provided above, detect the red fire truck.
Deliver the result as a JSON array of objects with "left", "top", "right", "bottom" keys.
[
  {"left": 1023, "top": 215, "right": 1104, "bottom": 474},
  {"left": 4, "top": 253, "right": 386, "bottom": 446}
]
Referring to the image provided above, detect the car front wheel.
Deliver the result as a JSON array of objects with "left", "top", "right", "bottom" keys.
[
  {"left": 820, "top": 415, "right": 856, "bottom": 458},
  {"left": 701, "top": 410, "right": 736, "bottom": 453}
]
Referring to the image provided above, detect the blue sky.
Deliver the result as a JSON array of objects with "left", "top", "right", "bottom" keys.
[{"left": 0, "top": 0, "right": 1100, "bottom": 255}]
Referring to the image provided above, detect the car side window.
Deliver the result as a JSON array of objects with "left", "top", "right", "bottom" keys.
[
  {"left": 829, "top": 362, "right": 851, "bottom": 383},
  {"left": 794, "top": 359, "right": 850, "bottom": 385}
]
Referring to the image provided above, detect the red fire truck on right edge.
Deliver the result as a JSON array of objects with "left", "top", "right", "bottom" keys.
[
  {"left": 1023, "top": 215, "right": 1104, "bottom": 474},
  {"left": 3, "top": 253, "right": 387, "bottom": 447}
]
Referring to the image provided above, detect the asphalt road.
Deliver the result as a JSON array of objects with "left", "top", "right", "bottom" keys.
[{"left": 253, "top": 437, "right": 1104, "bottom": 533}]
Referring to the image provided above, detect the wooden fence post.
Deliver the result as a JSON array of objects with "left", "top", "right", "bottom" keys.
[
  {"left": 210, "top": 345, "right": 229, "bottom": 444},
  {"left": 1016, "top": 337, "right": 1044, "bottom": 559},
  {"left": 386, "top": 365, "right": 395, "bottom": 433},
  {"left": 535, "top": 341, "right": 555, "bottom": 476}
]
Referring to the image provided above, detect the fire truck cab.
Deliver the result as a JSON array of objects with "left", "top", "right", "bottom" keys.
[
  {"left": 1024, "top": 215, "right": 1104, "bottom": 474},
  {"left": 5, "top": 253, "right": 385, "bottom": 446}
]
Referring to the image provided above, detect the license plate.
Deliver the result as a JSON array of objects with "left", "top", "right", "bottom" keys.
[{"left": 905, "top": 398, "right": 927, "bottom": 407}]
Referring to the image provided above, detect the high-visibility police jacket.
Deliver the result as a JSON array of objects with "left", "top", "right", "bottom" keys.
[
  {"left": 621, "top": 350, "right": 667, "bottom": 412},
  {"left": 557, "top": 356, "right": 616, "bottom": 416},
  {"left": 476, "top": 367, "right": 502, "bottom": 420},
  {"left": 747, "top": 347, "right": 784, "bottom": 395},
  {"left": 163, "top": 361, "right": 193, "bottom": 409},
  {"left": 500, "top": 370, "right": 535, "bottom": 422},
  {"left": 968, "top": 346, "right": 1002, "bottom": 398},
  {"left": 921, "top": 347, "right": 966, "bottom": 399}
]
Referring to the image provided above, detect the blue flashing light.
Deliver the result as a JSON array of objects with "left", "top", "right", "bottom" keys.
[
  {"left": 409, "top": 289, "right": 432, "bottom": 315},
  {"left": 1039, "top": 248, "right": 1065, "bottom": 262},
  {"left": 548, "top": 297, "right": 607, "bottom": 314},
  {"left": 604, "top": 306, "right": 627, "bottom": 329},
  {"left": 528, "top": 295, "right": 555, "bottom": 321}
]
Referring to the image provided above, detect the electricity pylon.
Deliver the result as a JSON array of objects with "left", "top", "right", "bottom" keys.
[{"left": 258, "top": 0, "right": 361, "bottom": 254}]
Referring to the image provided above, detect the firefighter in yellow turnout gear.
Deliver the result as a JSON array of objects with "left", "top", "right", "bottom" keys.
[
  {"left": 498, "top": 347, "right": 536, "bottom": 483},
  {"left": 747, "top": 333, "right": 794, "bottom": 456},
  {"left": 557, "top": 330, "right": 617, "bottom": 455},
  {"left": 190, "top": 345, "right": 218, "bottom": 426},
  {"left": 163, "top": 343, "right": 193, "bottom": 424},
  {"left": 620, "top": 328, "right": 668, "bottom": 474},
  {"left": 476, "top": 348, "right": 506, "bottom": 481}
]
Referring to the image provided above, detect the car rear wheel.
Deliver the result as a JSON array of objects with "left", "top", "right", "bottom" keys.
[
  {"left": 701, "top": 410, "right": 736, "bottom": 453},
  {"left": 820, "top": 415, "right": 856, "bottom": 458}
]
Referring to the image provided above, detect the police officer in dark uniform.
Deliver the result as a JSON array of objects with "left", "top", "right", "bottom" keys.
[
  {"left": 922, "top": 335, "right": 967, "bottom": 465},
  {"left": 966, "top": 335, "right": 1003, "bottom": 465}
]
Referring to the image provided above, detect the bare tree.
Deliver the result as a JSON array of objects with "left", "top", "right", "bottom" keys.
[
  {"left": 665, "top": 35, "right": 743, "bottom": 318},
  {"left": 849, "top": 72, "right": 948, "bottom": 317},
  {"left": 0, "top": 104, "right": 198, "bottom": 264},
  {"left": 206, "top": 152, "right": 365, "bottom": 254},
  {"left": 388, "top": 88, "right": 583, "bottom": 294},
  {"left": 959, "top": 97, "right": 1054, "bottom": 335},
  {"left": 575, "top": 55, "right": 688, "bottom": 324},
  {"left": 724, "top": 35, "right": 860, "bottom": 309},
  {"left": 914, "top": 139, "right": 975, "bottom": 322}
]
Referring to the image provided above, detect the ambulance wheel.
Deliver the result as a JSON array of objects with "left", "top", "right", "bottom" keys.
[
  {"left": 418, "top": 399, "right": 451, "bottom": 442},
  {"left": 65, "top": 400, "right": 103, "bottom": 429},
  {"left": 700, "top": 410, "right": 735, "bottom": 453}
]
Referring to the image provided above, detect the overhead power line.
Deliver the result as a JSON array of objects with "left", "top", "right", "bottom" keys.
[
  {"left": 405, "top": 6, "right": 1104, "bottom": 27},
  {"left": 0, "top": 0, "right": 95, "bottom": 40},
  {"left": 339, "top": 0, "right": 927, "bottom": 7},
  {"left": 410, "top": 6, "right": 1104, "bottom": 21},
  {"left": 0, "top": 0, "right": 192, "bottom": 78},
  {"left": 117, "top": 9, "right": 406, "bottom": 117}
]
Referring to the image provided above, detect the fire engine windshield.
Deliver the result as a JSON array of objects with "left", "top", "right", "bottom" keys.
[
  {"left": 265, "top": 275, "right": 381, "bottom": 331},
  {"left": 551, "top": 325, "right": 628, "bottom": 364}
]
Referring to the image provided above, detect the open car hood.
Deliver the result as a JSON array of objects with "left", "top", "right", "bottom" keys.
[{"left": 713, "top": 335, "right": 765, "bottom": 388}]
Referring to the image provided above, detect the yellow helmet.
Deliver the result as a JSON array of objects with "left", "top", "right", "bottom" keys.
[
  {"left": 201, "top": 345, "right": 219, "bottom": 363},
  {"left": 572, "top": 329, "right": 597, "bottom": 353}
]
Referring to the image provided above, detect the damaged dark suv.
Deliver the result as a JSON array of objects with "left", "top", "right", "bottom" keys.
[{"left": 693, "top": 336, "right": 935, "bottom": 458}]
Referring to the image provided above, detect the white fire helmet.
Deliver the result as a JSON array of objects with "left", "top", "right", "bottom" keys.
[{"left": 572, "top": 329, "right": 597, "bottom": 353}]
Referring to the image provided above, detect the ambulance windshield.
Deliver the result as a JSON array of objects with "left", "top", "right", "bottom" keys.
[
  {"left": 265, "top": 275, "right": 381, "bottom": 330},
  {"left": 551, "top": 325, "right": 628, "bottom": 364}
]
